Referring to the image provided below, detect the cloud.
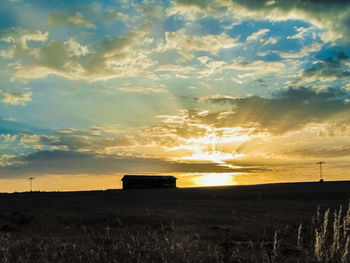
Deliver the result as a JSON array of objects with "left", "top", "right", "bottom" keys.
[
  {"left": 19, "top": 134, "right": 42, "bottom": 148},
  {"left": 225, "top": 59, "right": 285, "bottom": 73},
  {"left": 64, "top": 37, "right": 89, "bottom": 58},
  {"left": 119, "top": 86, "right": 168, "bottom": 94},
  {"left": 0, "top": 91, "right": 32, "bottom": 106},
  {"left": 0, "top": 118, "right": 49, "bottom": 135},
  {"left": 0, "top": 154, "right": 19, "bottom": 168},
  {"left": 0, "top": 123, "right": 139, "bottom": 165},
  {"left": 0, "top": 150, "right": 263, "bottom": 178},
  {"left": 129, "top": 87, "right": 350, "bottom": 164},
  {"left": 245, "top": 29, "right": 278, "bottom": 46},
  {"left": 156, "top": 64, "right": 196, "bottom": 74},
  {"left": 198, "top": 60, "right": 227, "bottom": 76},
  {"left": 246, "top": 29, "right": 270, "bottom": 42},
  {"left": 167, "top": 0, "right": 216, "bottom": 20},
  {"left": 0, "top": 28, "right": 48, "bottom": 59},
  {"left": 277, "top": 42, "right": 323, "bottom": 59},
  {"left": 287, "top": 26, "right": 312, "bottom": 40},
  {"left": 0, "top": 134, "right": 18, "bottom": 143},
  {"left": 157, "top": 29, "right": 239, "bottom": 60},
  {"left": 14, "top": 31, "right": 155, "bottom": 81},
  {"left": 284, "top": 142, "right": 350, "bottom": 158},
  {"left": 223, "top": 0, "right": 350, "bottom": 43},
  {"left": 14, "top": 26, "right": 239, "bottom": 81},
  {"left": 199, "top": 86, "right": 350, "bottom": 134},
  {"left": 4, "top": 84, "right": 350, "bottom": 177},
  {"left": 43, "top": 127, "right": 134, "bottom": 153},
  {"left": 49, "top": 12, "right": 96, "bottom": 28},
  {"left": 194, "top": 57, "right": 285, "bottom": 77},
  {"left": 170, "top": 0, "right": 350, "bottom": 43},
  {"left": 261, "top": 37, "right": 277, "bottom": 46},
  {"left": 300, "top": 52, "right": 350, "bottom": 83},
  {"left": 105, "top": 9, "right": 128, "bottom": 22}
]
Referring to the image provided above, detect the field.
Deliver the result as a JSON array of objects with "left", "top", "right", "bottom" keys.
[{"left": 0, "top": 181, "right": 349, "bottom": 262}]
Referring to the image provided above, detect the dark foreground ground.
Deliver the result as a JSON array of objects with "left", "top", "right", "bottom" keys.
[{"left": 0, "top": 181, "right": 349, "bottom": 262}]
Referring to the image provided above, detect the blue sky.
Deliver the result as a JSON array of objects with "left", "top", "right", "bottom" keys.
[{"left": 1, "top": 0, "right": 350, "bottom": 191}]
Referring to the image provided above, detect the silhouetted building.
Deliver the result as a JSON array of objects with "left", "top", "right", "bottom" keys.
[{"left": 121, "top": 175, "right": 177, "bottom": 190}]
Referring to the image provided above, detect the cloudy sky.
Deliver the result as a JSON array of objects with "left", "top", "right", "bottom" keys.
[{"left": 1, "top": 0, "right": 350, "bottom": 191}]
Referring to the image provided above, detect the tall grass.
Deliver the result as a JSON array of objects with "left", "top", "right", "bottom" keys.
[
  {"left": 310, "top": 203, "right": 350, "bottom": 262},
  {"left": 0, "top": 203, "right": 349, "bottom": 262},
  {"left": 225, "top": 202, "right": 350, "bottom": 262}
]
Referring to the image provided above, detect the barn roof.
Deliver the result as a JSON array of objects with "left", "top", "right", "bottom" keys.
[{"left": 121, "top": 175, "right": 177, "bottom": 181}]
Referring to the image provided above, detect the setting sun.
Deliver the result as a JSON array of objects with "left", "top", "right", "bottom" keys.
[
  {"left": 194, "top": 173, "right": 237, "bottom": 187},
  {"left": 169, "top": 128, "right": 248, "bottom": 166}
]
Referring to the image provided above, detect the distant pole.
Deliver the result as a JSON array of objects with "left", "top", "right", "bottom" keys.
[
  {"left": 28, "top": 177, "right": 35, "bottom": 192},
  {"left": 316, "top": 162, "right": 325, "bottom": 182}
]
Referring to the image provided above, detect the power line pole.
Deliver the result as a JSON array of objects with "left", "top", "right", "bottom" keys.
[
  {"left": 28, "top": 177, "right": 35, "bottom": 192},
  {"left": 316, "top": 162, "right": 325, "bottom": 182}
]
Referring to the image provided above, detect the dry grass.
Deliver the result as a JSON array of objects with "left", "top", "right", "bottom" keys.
[
  {"left": 311, "top": 203, "right": 350, "bottom": 262},
  {"left": 0, "top": 182, "right": 349, "bottom": 262},
  {"left": 0, "top": 203, "right": 348, "bottom": 262},
  {"left": 0, "top": 203, "right": 350, "bottom": 263}
]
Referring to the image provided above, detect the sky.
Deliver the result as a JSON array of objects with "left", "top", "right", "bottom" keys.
[{"left": 1, "top": 0, "right": 350, "bottom": 192}]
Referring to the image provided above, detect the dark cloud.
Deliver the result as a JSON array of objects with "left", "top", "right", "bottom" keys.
[
  {"left": 14, "top": 29, "right": 152, "bottom": 81},
  {"left": 0, "top": 119, "right": 134, "bottom": 154},
  {"left": 49, "top": 11, "right": 96, "bottom": 28},
  {"left": 175, "top": 0, "right": 212, "bottom": 9},
  {"left": 229, "top": 0, "right": 350, "bottom": 9},
  {"left": 0, "top": 118, "right": 50, "bottom": 135},
  {"left": 301, "top": 52, "right": 350, "bottom": 82},
  {"left": 0, "top": 150, "right": 265, "bottom": 178},
  {"left": 54, "top": 132, "right": 134, "bottom": 151},
  {"left": 0, "top": 27, "right": 48, "bottom": 59},
  {"left": 173, "top": 0, "right": 350, "bottom": 42},
  {"left": 284, "top": 145, "right": 350, "bottom": 158},
  {"left": 199, "top": 87, "right": 350, "bottom": 134}
]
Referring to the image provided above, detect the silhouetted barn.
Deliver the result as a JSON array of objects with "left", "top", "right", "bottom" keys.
[{"left": 121, "top": 175, "right": 177, "bottom": 190}]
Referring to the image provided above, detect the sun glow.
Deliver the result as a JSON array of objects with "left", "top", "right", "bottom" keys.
[
  {"left": 180, "top": 151, "right": 244, "bottom": 163},
  {"left": 170, "top": 128, "right": 248, "bottom": 164},
  {"left": 194, "top": 173, "right": 237, "bottom": 186}
]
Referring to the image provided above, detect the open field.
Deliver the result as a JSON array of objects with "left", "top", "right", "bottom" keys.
[{"left": 0, "top": 181, "right": 349, "bottom": 262}]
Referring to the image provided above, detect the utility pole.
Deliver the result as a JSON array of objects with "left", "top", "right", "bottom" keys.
[
  {"left": 316, "top": 162, "right": 325, "bottom": 182},
  {"left": 28, "top": 177, "right": 35, "bottom": 192}
]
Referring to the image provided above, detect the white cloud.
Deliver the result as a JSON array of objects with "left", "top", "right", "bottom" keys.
[
  {"left": 168, "top": 0, "right": 350, "bottom": 44},
  {"left": 246, "top": 29, "right": 270, "bottom": 42},
  {"left": 0, "top": 28, "right": 48, "bottom": 59},
  {"left": 0, "top": 154, "right": 18, "bottom": 167},
  {"left": 198, "top": 56, "right": 211, "bottom": 64},
  {"left": 199, "top": 60, "right": 227, "bottom": 76},
  {"left": 287, "top": 27, "right": 312, "bottom": 40},
  {"left": 157, "top": 29, "right": 239, "bottom": 60},
  {"left": 0, "top": 91, "right": 32, "bottom": 106},
  {"left": 68, "top": 12, "right": 96, "bottom": 28},
  {"left": 277, "top": 42, "right": 322, "bottom": 59},
  {"left": 14, "top": 32, "right": 156, "bottom": 82},
  {"left": 19, "top": 134, "right": 41, "bottom": 148},
  {"left": 1, "top": 134, "right": 18, "bottom": 143},
  {"left": 300, "top": 42, "right": 323, "bottom": 55},
  {"left": 64, "top": 37, "right": 89, "bottom": 57},
  {"left": 261, "top": 37, "right": 278, "bottom": 46},
  {"left": 167, "top": 1, "right": 216, "bottom": 20},
  {"left": 320, "top": 31, "right": 338, "bottom": 44},
  {"left": 50, "top": 12, "right": 96, "bottom": 28},
  {"left": 225, "top": 60, "right": 285, "bottom": 73},
  {"left": 156, "top": 64, "right": 195, "bottom": 74},
  {"left": 119, "top": 86, "right": 168, "bottom": 94},
  {"left": 105, "top": 9, "right": 128, "bottom": 21},
  {"left": 216, "top": 0, "right": 348, "bottom": 43}
]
